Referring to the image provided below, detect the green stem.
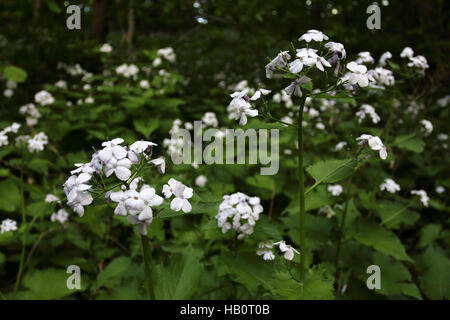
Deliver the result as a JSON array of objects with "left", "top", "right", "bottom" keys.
[
  {"left": 334, "top": 175, "right": 354, "bottom": 289},
  {"left": 141, "top": 235, "right": 155, "bottom": 300},
  {"left": 13, "top": 163, "right": 27, "bottom": 296},
  {"left": 297, "top": 96, "right": 307, "bottom": 297}
]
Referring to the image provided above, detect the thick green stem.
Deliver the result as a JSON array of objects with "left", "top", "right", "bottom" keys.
[
  {"left": 297, "top": 96, "right": 307, "bottom": 297},
  {"left": 13, "top": 164, "right": 27, "bottom": 296},
  {"left": 141, "top": 235, "right": 155, "bottom": 300}
]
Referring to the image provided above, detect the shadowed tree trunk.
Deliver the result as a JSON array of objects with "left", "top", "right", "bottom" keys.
[{"left": 91, "top": 0, "right": 108, "bottom": 39}]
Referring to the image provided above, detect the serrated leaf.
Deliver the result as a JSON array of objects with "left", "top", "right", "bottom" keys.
[{"left": 351, "top": 218, "right": 413, "bottom": 262}]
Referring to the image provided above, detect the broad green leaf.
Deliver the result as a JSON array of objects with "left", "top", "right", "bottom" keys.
[
  {"left": 3, "top": 66, "right": 27, "bottom": 83},
  {"left": 418, "top": 224, "right": 442, "bottom": 248},
  {"left": 21, "top": 268, "right": 77, "bottom": 299},
  {"left": 0, "top": 179, "right": 21, "bottom": 212},
  {"left": 153, "top": 246, "right": 204, "bottom": 299},
  {"left": 377, "top": 201, "right": 419, "bottom": 229},
  {"left": 306, "top": 158, "right": 357, "bottom": 193},
  {"left": 351, "top": 218, "right": 413, "bottom": 262},
  {"left": 420, "top": 246, "right": 450, "bottom": 299},
  {"left": 95, "top": 257, "right": 134, "bottom": 289},
  {"left": 394, "top": 134, "right": 424, "bottom": 153}
]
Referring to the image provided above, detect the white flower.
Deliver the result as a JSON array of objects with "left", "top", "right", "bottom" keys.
[
  {"left": 296, "top": 48, "right": 331, "bottom": 72},
  {"left": 256, "top": 242, "right": 275, "bottom": 261},
  {"left": 379, "top": 51, "right": 392, "bottom": 66},
  {"left": 152, "top": 57, "right": 162, "bottom": 67},
  {"left": 379, "top": 178, "right": 401, "bottom": 193},
  {"left": 407, "top": 55, "right": 429, "bottom": 70},
  {"left": 334, "top": 141, "right": 347, "bottom": 151},
  {"left": 216, "top": 192, "right": 263, "bottom": 239},
  {"left": 420, "top": 119, "right": 433, "bottom": 135},
  {"left": 250, "top": 88, "right": 271, "bottom": 101},
  {"left": 355, "top": 51, "right": 374, "bottom": 64},
  {"left": 139, "top": 80, "right": 150, "bottom": 89},
  {"left": 356, "top": 134, "right": 388, "bottom": 160},
  {"left": 51, "top": 209, "right": 69, "bottom": 224},
  {"left": 1, "top": 219, "right": 17, "bottom": 234},
  {"left": 3, "top": 89, "right": 13, "bottom": 98},
  {"left": 100, "top": 43, "right": 112, "bottom": 53},
  {"left": 437, "top": 133, "right": 448, "bottom": 141},
  {"left": 105, "top": 158, "right": 132, "bottom": 181},
  {"left": 64, "top": 173, "right": 92, "bottom": 202},
  {"left": 298, "top": 29, "right": 329, "bottom": 42},
  {"left": 85, "top": 97, "right": 94, "bottom": 104},
  {"left": 435, "top": 186, "right": 445, "bottom": 194},
  {"left": 0, "top": 132, "right": 8, "bottom": 146},
  {"left": 284, "top": 76, "right": 311, "bottom": 97},
  {"left": 411, "top": 189, "right": 430, "bottom": 207},
  {"left": 202, "top": 112, "right": 219, "bottom": 127},
  {"left": 145, "top": 157, "right": 164, "bottom": 175},
  {"left": 34, "top": 90, "right": 55, "bottom": 106},
  {"left": 27, "top": 132, "right": 48, "bottom": 152},
  {"left": 55, "top": 80, "right": 67, "bottom": 89},
  {"left": 356, "top": 104, "right": 381, "bottom": 124},
  {"left": 163, "top": 178, "right": 193, "bottom": 213},
  {"left": 325, "top": 42, "right": 346, "bottom": 59},
  {"left": 368, "top": 67, "right": 395, "bottom": 87},
  {"left": 400, "top": 47, "right": 414, "bottom": 58},
  {"left": 157, "top": 47, "right": 176, "bottom": 63},
  {"left": 265, "top": 51, "right": 291, "bottom": 78},
  {"left": 115, "top": 64, "right": 139, "bottom": 78},
  {"left": 67, "top": 191, "right": 93, "bottom": 217},
  {"left": 342, "top": 61, "right": 375, "bottom": 87},
  {"left": 227, "top": 89, "right": 258, "bottom": 125},
  {"left": 45, "top": 194, "right": 60, "bottom": 203},
  {"left": 273, "top": 240, "right": 300, "bottom": 261},
  {"left": 195, "top": 175, "right": 208, "bottom": 187},
  {"left": 328, "top": 184, "right": 343, "bottom": 196}
]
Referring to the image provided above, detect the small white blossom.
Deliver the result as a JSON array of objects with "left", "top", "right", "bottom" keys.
[
  {"left": 420, "top": 119, "right": 433, "bottom": 136},
  {"left": 435, "top": 186, "right": 445, "bottom": 194},
  {"left": 328, "top": 184, "right": 343, "bottom": 196},
  {"left": 400, "top": 47, "right": 414, "bottom": 58},
  {"left": 379, "top": 178, "right": 401, "bottom": 193},
  {"left": 273, "top": 240, "right": 300, "bottom": 261},
  {"left": 411, "top": 189, "right": 430, "bottom": 207},
  {"left": 195, "top": 175, "right": 208, "bottom": 187},
  {"left": 298, "top": 29, "right": 329, "bottom": 43},
  {"left": 45, "top": 194, "right": 60, "bottom": 203},
  {"left": 356, "top": 134, "right": 388, "bottom": 160},
  {"left": 1, "top": 219, "right": 17, "bottom": 234},
  {"left": 162, "top": 178, "right": 193, "bottom": 213},
  {"left": 202, "top": 112, "right": 219, "bottom": 127},
  {"left": 100, "top": 43, "right": 113, "bottom": 53},
  {"left": 34, "top": 90, "right": 55, "bottom": 106},
  {"left": 51, "top": 209, "right": 69, "bottom": 224},
  {"left": 334, "top": 141, "right": 347, "bottom": 151}
]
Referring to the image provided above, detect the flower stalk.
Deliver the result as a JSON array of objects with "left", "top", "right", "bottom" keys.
[
  {"left": 141, "top": 235, "right": 155, "bottom": 300},
  {"left": 297, "top": 96, "right": 307, "bottom": 296}
]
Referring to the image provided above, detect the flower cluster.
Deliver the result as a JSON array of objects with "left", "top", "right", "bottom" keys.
[
  {"left": 216, "top": 192, "right": 263, "bottom": 239},
  {"left": 379, "top": 178, "right": 401, "bottom": 194},
  {"left": 227, "top": 89, "right": 259, "bottom": 125},
  {"left": 109, "top": 178, "right": 164, "bottom": 235},
  {"left": 0, "top": 219, "right": 17, "bottom": 234},
  {"left": 34, "top": 90, "right": 55, "bottom": 106},
  {"left": 3, "top": 80, "right": 17, "bottom": 98},
  {"left": 116, "top": 64, "right": 139, "bottom": 79},
  {"left": 62, "top": 137, "right": 192, "bottom": 235},
  {"left": 100, "top": 43, "right": 112, "bottom": 53},
  {"left": 356, "top": 104, "right": 381, "bottom": 124},
  {"left": 0, "top": 122, "right": 21, "bottom": 147},
  {"left": 256, "top": 240, "right": 300, "bottom": 261},
  {"left": 400, "top": 47, "right": 429, "bottom": 75},
  {"left": 51, "top": 208, "right": 69, "bottom": 224}
]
